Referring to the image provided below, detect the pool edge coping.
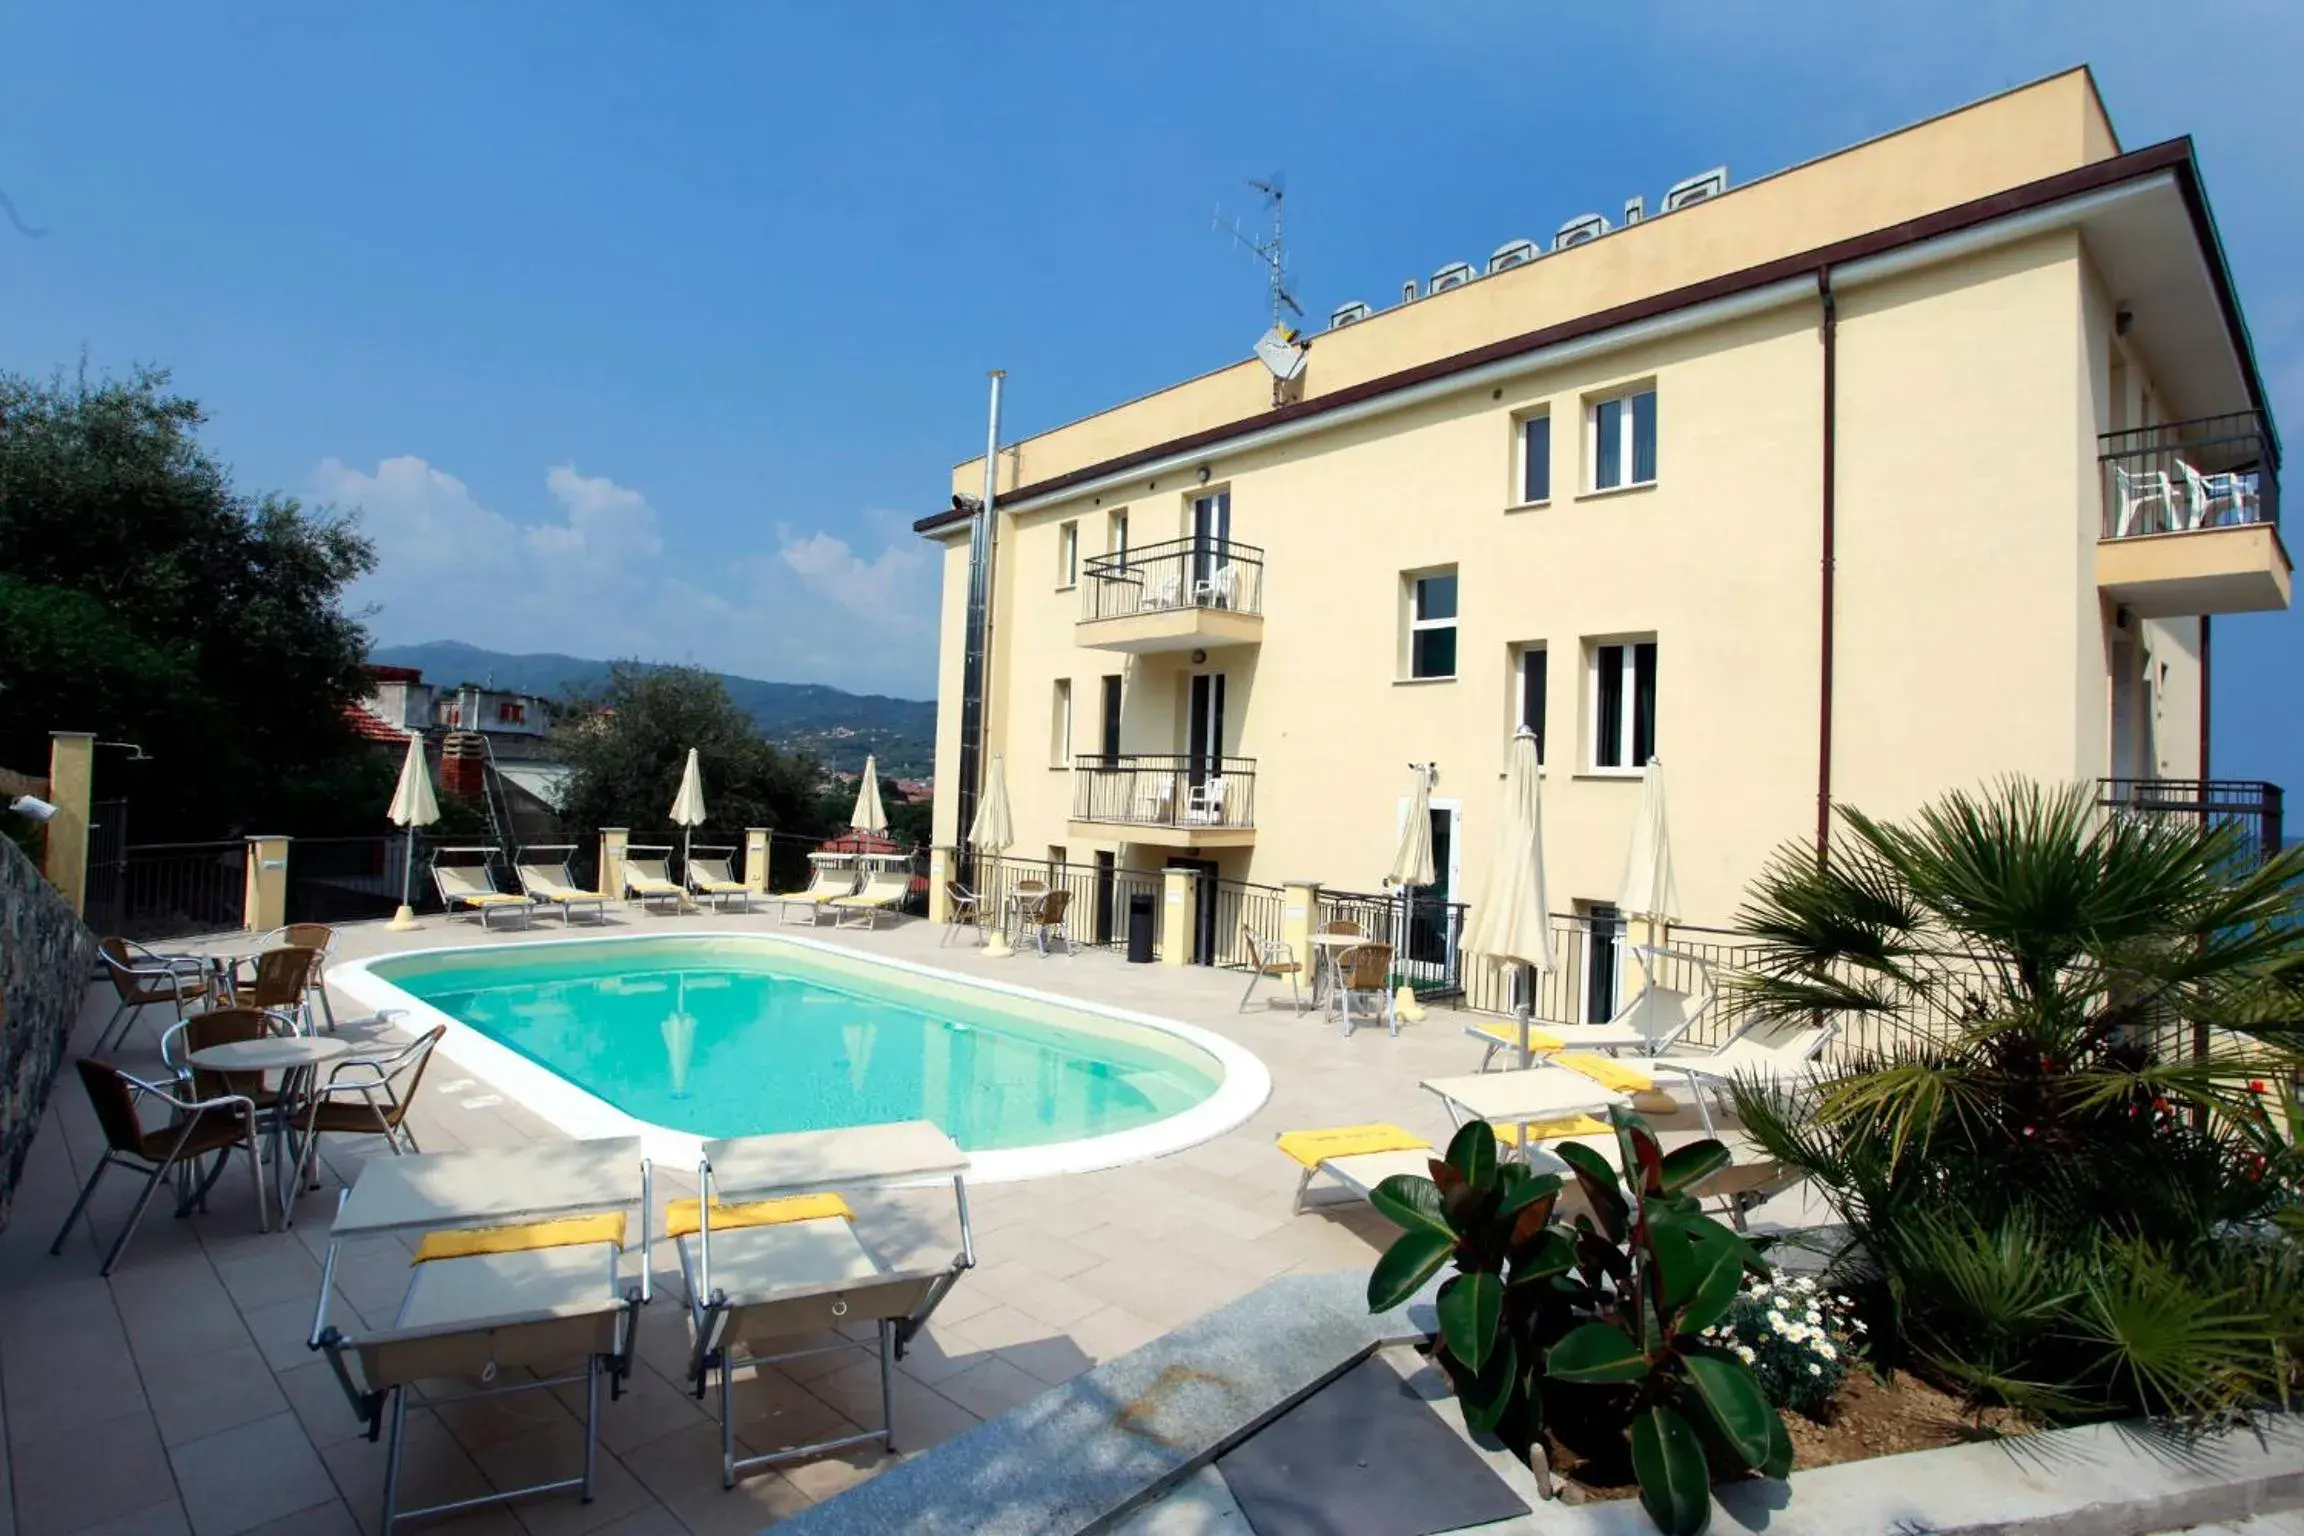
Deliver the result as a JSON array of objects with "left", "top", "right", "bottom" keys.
[{"left": 327, "top": 927, "right": 1275, "bottom": 1183}]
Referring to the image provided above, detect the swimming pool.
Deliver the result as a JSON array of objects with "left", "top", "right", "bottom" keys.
[{"left": 332, "top": 933, "right": 1269, "bottom": 1179}]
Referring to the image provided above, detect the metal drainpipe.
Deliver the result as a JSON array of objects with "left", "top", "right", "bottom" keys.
[
  {"left": 2199, "top": 614, "right": 2212, "bottom": 781},
  {"left": 1816, "top": 267, "right": 1838, "bottom": 863},
  {"left": 953, "top": 370, "right": 1005, "bottom": 861}
]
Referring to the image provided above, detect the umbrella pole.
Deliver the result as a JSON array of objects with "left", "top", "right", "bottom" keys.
[
  {"left": 1517, "top": 961, "right": 1535, "bottom": 1071},
  {"left": 388, "top": 828, "right": 421, "bottom": 931}
]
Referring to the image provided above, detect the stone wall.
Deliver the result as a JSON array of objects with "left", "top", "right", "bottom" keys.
[{"left": 0, "top": 833, "right": 93, "bottom": 1230}]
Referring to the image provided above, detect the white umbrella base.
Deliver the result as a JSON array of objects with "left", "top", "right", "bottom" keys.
[{"left": 385, "top": 906, "right": 422, "bottom": 932}]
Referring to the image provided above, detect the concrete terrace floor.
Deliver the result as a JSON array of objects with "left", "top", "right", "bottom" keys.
[{"left": 0, "top": 905, "right": 1806, "bottom": 1536}]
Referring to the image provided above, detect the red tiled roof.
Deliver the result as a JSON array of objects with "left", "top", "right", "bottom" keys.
[
  {"left": 343, "top": 705, "right": 412, "bottom": 746},
  {"left": 818, "top": 830, "right": 904, "bottom": 855}
]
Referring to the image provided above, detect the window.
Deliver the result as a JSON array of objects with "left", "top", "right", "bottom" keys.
[
  {"left": 1099, "top": 674, "right": 1122, "bottom": 760},
  {"left": 496, "top": 701, "right": 526, "bottom": 725},
  {"left": 1050, "top": 679, "right": 1073, "bottom": 765},
  {"left": 1513, "top": 645, "right": 1547, "bottom": 762},
  {"left": 1057, "top": 522, "right": 1079, "bottom": 587},
  {"left": 1589, "top": 639, "right": 1658, "bottom": 770},
  {"left": 1406, "top": 569, "right": 1459, "bottom": 680},
  {"left": 1108, "top": 509, "right": 1129, "bottom": 560},
  {"left": 1588, "top": 385, "right": 1658, "bottom": 490},
  {"left": 1518, "top": 413, "right": 1551, "bottom": 505}
]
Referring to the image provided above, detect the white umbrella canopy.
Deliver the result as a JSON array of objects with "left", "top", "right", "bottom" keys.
[
  {"left": 385, "top": 733, "right": 440, "bottom": 929},
  {"left": 1465, "top": 730, "right": 1556, "bottom": 1063},
  {"left": 670, "top": 747, "right": 708, "bottom": 880},
  {"left": 851, "top": 754, "right": 889, "bottom": 836},
  {"left": 968, "top": 756, "right": 1014, "bottom": 853},
  {"left": 1387, "top": 765, "right": 1437, "bottom": 890},
  {"left": 1618, "top": 757, "right": 1680, "bottom": 923},
  {"left": 662, "top": 975, "right": 695, "bottom": 1098}
]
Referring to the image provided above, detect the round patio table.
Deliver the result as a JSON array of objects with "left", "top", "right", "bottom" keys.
[
  {"left": 186, "top": 1035, "right": 352, "bottom": 1220},
  {"left": 1310, "top": 931, "right": 1376, "bottom": 1007}
]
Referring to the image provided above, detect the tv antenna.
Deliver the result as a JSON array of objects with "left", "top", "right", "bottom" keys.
[{"left": 1215, "top": 175, "right": 1303, "bottom": 332}]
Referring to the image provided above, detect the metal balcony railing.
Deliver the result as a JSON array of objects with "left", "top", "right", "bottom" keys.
[
  {"left": 2099, "top": 411, "right": 2279, "bottom": 540},
  {"left": 1080, "top": 536, "right": 1264, "bottom": 623},
  {"left": 1070, "top": 754, "right": 1257, "bottom": 830},
  {"left": 2099, "top": 777, "right": 2284, "bottom": 868}
]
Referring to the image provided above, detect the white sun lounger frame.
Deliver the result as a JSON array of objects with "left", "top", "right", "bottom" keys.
[
  {"left": 307, "top": 1138, "right": 652, "bottom": 1531},
  {"left": 681, "top": 1121, "right": 975, "bottom": 1487}
]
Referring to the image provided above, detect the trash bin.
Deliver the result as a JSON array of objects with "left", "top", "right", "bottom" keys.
[{"left": 1126, "top": 891, "right": 1157, "bottom": 963}]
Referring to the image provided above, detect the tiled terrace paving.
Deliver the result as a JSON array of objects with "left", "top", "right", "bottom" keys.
[{"left": 0, "top": 909, "right": 1809, "bottom": 1535}]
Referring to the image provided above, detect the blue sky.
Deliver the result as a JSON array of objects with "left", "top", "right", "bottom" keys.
[{"left": 4, "top": 2, "right": 2301, "bottom": 786}]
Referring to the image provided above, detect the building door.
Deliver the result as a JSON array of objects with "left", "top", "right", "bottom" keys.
[
  {"left": 1094, "top": 851, "right": 1117, "bottom": 945},
  {"left": 1166, "top": 856, "right": 1220, "bottom": 965},
  {"left": 1582, "top": 902, "right": 1625, "bottom": 1023},
  {"left": 1191, "top": 489, "right": 1231, "bottom": 589},
  {"left": 2109, "top": 638, "right": 2154, "bottom": 781},
  {"left": 1394, "top": 796, "right": 1462, "bottom": 980},
  {"left": 1186, "top": 672, "right": 1225, "bottom": 790},
  {"left": 1099, "top": 674, "right": 1123, "bottom": 763}
]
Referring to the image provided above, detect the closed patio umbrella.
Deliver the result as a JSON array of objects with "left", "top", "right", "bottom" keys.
[
  {"left": 1387, "top": 764, "right": 1437, "bottom": 891},
  {"left": 671, "top": 747, "right": 707, "bottom": 881},
  {"left": 386, "top": 732, "right": 441, "bottom": 931},
  {"left": 662, "top": 974, "right": 695, "bottom": 1098},
  {"left": 1464, "top": 729, "right": 1555, "bottom": 1066},
  {"left": 1617, "top": 757, "right": 1679, "bottom": 924},
  {"left": 969, "top": 757, "right": 1017, "bottom": 957},
  {"left": 851, "top": 754, "right": 889, "bottom": 836}
]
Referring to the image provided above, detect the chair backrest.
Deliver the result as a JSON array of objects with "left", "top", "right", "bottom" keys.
[
  {"left": 803, "top": 860, "right": 855, "bottom": 895},
  {"left": 517, "top": 861, "right": 575, "bottom": 897},
  {"left": 185, "top": 1007, "right": 279, "bottom": 1102},
  {"left": 433, "top": 863, "right": 496, "bottom": 900},
  {"left": 626, "top": 856, "right": 674, "bottom": 885},
  {"left": 97, "top": 936, "right": 141, "bottom": 1001},
  {"left": 691, "top": 856, "right": 738, "bottom": 887},
  {"left": 946, "top": 879, "right": 978, "bottom": 907},
  {"left": 1035, "top": 888, "right": 1073, "bottom": 926},
  {"left": 333, "top": 1025, "right": 447, "bottom": 1131},
  {"left": 75, "top": 1058, "right": 153, "bottom": 1156},
  {"left": 1320, "top": 919, "right": 1365, "bottom": 937},
  {"left": 282, "top": 923, "right": 334, "bottom": 954},
  {"left": 1243, "top": 923, "right": 1286, "bottom": 971},
  {"left": 1338, "top": 943, "right": 1393, "bottom": 991},
  {"left": 243, "top": 946, "right": 322, "bottom": 1010},
  {"left": 1611, "top": 947, "right": 1717, "bottom": 1053}
]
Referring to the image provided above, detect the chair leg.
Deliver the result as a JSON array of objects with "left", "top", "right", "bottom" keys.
[
  {"left": 582, "top": 1355, "right": 600, "bottom": 1502},
  {"left": 381, "top": 1388, "right": 409, "bottom": 1532},
  {"left": 1239, "top": 969, "right": 1260, "bottom": 1013},
  {"left": 98, "top": 997, "right": 132, "bottom": 1052},
  {"left": 49, "top": 1154, "right": 117, "bottom": 1257},
  {"left": 719, "top": 1358, "right": 738, "bottom": 1489},
  {"left": 880, "top": 1320, "right": 899, "bottom": 1452},
  {"left": 100, "top": 1157, "right": 177, "bottom": 1276},
  {"left": 1289, "top": 969, "right": 1303, "bottom": 1014}
]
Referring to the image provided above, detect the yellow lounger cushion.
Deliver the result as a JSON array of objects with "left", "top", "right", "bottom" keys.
[
  {"left": 1492, "top": 1114, "right": 1614, "bottom": 1146},
  {"left": 411, "top": 1212, "right": 628, "bottom": 1265},
  {"left": 1275, "top": 1123, "right": 1431, "bottom": 1170},
  {"left": 665, "top": 1192, "right": 854, "bottom": 1238},
  {"left": 694, "top": 880, "right": 746, "bottom": 893},
  {"left": 457, "top": 892, "right": 530, "bottom": 907},
  {"left": 1468, "top": 1019, "right": 1566, "bottom": 1052},
  {"left": 777, "top": 890, "right": 841, "bottom": 903},
  {"left": 1552, "top": 1053, "right": 1655, "bottom": 1093}
]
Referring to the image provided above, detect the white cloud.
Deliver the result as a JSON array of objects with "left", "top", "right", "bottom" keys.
[{"left": 319, "top": 455, "right": 938, "bottom": 696}]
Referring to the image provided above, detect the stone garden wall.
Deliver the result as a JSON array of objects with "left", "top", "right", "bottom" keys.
[{"left": 0, "top": 833, "right": 93, "bottom": 1230}]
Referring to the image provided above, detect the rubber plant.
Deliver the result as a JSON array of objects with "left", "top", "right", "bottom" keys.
[{"left": 1367, "top": 1107, "right": 1791, "bottom": 1535}]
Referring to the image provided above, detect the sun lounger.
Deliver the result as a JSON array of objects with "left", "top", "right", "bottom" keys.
[
  {"left": 621, "top": 850, "right": 686, "bottom": 913},
  {"left": 1641, "top": 1018, "right": 1840, "bottom": 1136},
  {"left": 829, "top": 862, "right": 913, "bottom": 930},
  {"left": 1421, "top": 1067, "right": 1631, "bottom": 1157},
  {"left": 1465, "top": 944, "right": 1717, "bottom": 1068},
  {"left": 678, "top": 1122, "right": 974, "bottom": 1488},
  {"left": 309, "top": 1138, "right": 649, "bottom": 1533},
  {"left": 1276, "top": 1122, "right": 1576, "bottom": 1216},
  {"left": 685, "top": 849, "right": 751, "bottom": 912},
  {"left": 774, "top": 855, "right": 859, "bottom": 924},
  {"left": 515, "top": 847, "right": 609, "bottom": 924},
  {"left": 431, "top": 858, "right": 536, "bottom": 930}
]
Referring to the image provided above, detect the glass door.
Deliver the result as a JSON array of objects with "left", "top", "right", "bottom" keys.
[{"left": 1191, "top": 490, "right": 1231, "bottom": 595}]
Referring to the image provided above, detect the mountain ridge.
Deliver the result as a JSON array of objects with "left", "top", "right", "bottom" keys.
[{"left": 369, "top": 640, "right": 935, "bottom": 777}]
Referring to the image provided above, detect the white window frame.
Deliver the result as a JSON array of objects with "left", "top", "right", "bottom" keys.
[
  {"left": 1404, "top": 567, "right": 1459, "bottom": 681},
  {"left": 1514, "top": 411, "right": 1552, "bottom": 507},
  {"left": 1057, "top": 521, "right": 1079, "bottom": 588},
  {"left": 1586, "top": 637, "right": 1656, "bottom": 774},
  {"left": 1108, "top": 509, "right": 1129, "bottom": 557},
  {"left": 1585, "top": 385, "right": 1658, "bottom": 492},
  {"left": 1051, "top": 679, "right": 1073, "bottom": 766}
]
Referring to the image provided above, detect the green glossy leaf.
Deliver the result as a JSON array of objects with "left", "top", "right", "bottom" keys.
[
  {"left": 1630, "top": 1405, "right": 1714, "bottom": 1536},
  {"left": 1545, "top": 1321, "right": 1651, "bottom": 1383},
  {"left": 1679, "top": 1242, "right": 1747, "bottom": 1336},
  {"left": 1555, "top": 1138, "right": 1619, "bottom": 1192},
  {"left": 1437, "top": 1271, "right": 1504, "bottom": 1372},
  {"left": 1761, "top": 1403, "right": 1795, "bottom": 1480},
  {"left": 1509, "top": 1228, "right": 1575, "bottom": 1287},
  {"left": 1649, "top": 1215, "right": 1709, "bottom": 1313},
  {"left": 1461, "top": 1332, "right": 1520, "bottom": 1433},
  {"left": 1508, "top": 1193, "right": 1558, "bottom": 1248},
  {"left": 1498, "top": 1170, "right": 1564, "bottom": 1218},
  {"left": 1658, "top": 1140, "right": 1733, "bottom": 1194},
  {"left": 1367, "top": 1230, "right": 1454, "bottom": 1313},
  {"left": 1446, "top": 1119, "right": 1499, "bottom": 1189},
  {"left": 1684, "top": 1352, "right": 1777, "bottom": 1469},
  {"left": 1368, "top": 1174, "right": 1455, "bottom": 1240}
]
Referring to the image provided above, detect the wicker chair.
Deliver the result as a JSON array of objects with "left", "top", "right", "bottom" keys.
[{"left": 49, "top": 1058, "right": 266, "bottom": 1273}]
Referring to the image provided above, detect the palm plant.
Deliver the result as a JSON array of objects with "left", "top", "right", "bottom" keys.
[{"left": 1724, "top": 779, "right": 2304, "bottom": 1423}]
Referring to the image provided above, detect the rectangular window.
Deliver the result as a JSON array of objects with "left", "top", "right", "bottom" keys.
[
  {"left": 1057, "top": 521, "right": 1079, "bottom": 587},
  {"left": 1514, "top": 645, "right": 1547, "bottom": 762},
  {"left": 1407, "top": 569, "right": 1459, "bottom": 680},
  {"left": 1519, "top": 414, "right": 1551, "bottom": 504},
  {"left": 1588, "top": 386, "right": 1658, "bottom": 491},
  {"left": 1099, "top": 674, "right": 1122, "bottom": 760},
  {"left": 1051, "top": 679, "right": 1073, "bottom": 765},
  {"left": 1108, "top": 509, "right": 1129, "bottom": 559},
  {"left": 1589, "top": 639, "right": 1658, "bottom": 770}
]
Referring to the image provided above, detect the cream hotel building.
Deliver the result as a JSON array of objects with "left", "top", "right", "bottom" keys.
[{"left": 918, "top": 69, "right": 2288, "bottom": 995}]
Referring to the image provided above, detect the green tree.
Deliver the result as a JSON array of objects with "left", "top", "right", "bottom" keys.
[
  {"left": 1727, "top": 779, "right": 2304, "bottom": 1424},
  {"left": 0, "top": 366, "right": 383, "bottom": 835},
  {"left": 552, "top": 665, "right": 829, "bottom": 855}
]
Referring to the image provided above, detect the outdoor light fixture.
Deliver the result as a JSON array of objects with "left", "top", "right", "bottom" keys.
[
  {"left": 8, "top": 795, "right": 58, "bottom": 822},
  {"left": 1196, "top": 464, "right": 1212, "bottom": 484}
]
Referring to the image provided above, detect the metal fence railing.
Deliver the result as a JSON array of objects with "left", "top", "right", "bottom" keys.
[
  {"left": 1207, "top": 878, "right": 1286, "bottom": 968},
  {"left": 85, "top": 841, "right": 247, "bottom": 941},
  {"left": 954, "top": 851, "right": 1163, "bottom": 956},
  {"left": 1070, "top": 755, "right": 1257, "bottom": 831},
  {"left": 2099, "top": 778, "right": 2284, "bottom": 870},
  {"left": 2098, "top": 410, "right": 2278, "bottom": 540},
  {"left": 1317, "top": 888, "right": 1470, "bottom": 996},
  {"left": 1080, "top": 534, "right": 1265, "bottom": 623},
  {"left": 286, "top": 834, "right": 414, "bottom": 925}
]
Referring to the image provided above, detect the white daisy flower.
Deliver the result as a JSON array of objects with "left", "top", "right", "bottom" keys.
[
  {"left": 1817, "top": 1342, "right": 1836, "bottom": 1361},
  {"left": 1808, "top": 1362, "right": 1822, "bottom": 1376},
  {"left": 1736, "top": 1345, "right": 1756, "bottom": 1364}
]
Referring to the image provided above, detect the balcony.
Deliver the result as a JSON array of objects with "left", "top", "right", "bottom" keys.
[
  {"left": 1068, "top": 754, "right": 1257, "bottom": 848},
  {"left": 2099, "top": 778, "right": 2284, "bottom": 868},
  {"left": 2098, "top": 412, "right": 2290, "bottom": 617},
  {"left": 1077, "top": 536, "right": 1264, "bottom": 653}
]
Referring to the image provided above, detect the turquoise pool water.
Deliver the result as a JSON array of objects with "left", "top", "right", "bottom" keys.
[{"left": 369, "top": 938, "right": 1225, "bottom": 1150}]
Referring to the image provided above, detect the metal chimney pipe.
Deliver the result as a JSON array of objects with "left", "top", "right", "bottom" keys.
[{"left": 955, "top": 371, "right": 1005, "bottom": 858}]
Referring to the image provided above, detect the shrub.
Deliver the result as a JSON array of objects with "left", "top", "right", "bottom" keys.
[{"left": 1707, "top": 1274, "right": 1859, "bottom": 1417}]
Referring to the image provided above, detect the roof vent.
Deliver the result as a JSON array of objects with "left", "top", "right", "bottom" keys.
[
  {"left": 1623, "top": 196, "right": 1645, "bottom": 225},
  {"left": 1401, "top": 277, "right": 1420, "bottom": 304},
  {"left": 1488, "top": 239, "right": 1538, "bottom": 274},
  {"left": 1662, "top": 166, "right": 1729, "bottom": 212},
  {"left": 1430, "top": 261, "right": 1475, "bottom": 294},
  {"left": 1328, "top": 300, "right": 1372, "bottom": 330},
  {"left": 1553, "top": 213, "right": 1609, "bottom": 251}
]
